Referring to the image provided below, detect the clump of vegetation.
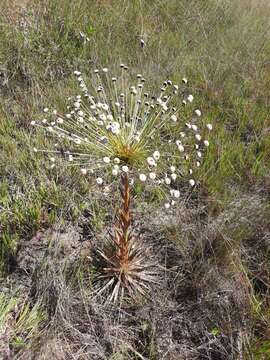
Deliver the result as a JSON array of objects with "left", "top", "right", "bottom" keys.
[
  {"left": 32, "top": 65, "right": 212, "bottom": 301},
  {"left": 0, "top": 294, "right": 45, "bottom": 356}
]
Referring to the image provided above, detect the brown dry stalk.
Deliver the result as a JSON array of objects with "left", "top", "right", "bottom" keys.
[
  {"left": 95, "top": 173, "right": 156, "bottom": 302},
  {"left": 114, "top": 173, "right": 131, "bottom": 265}
]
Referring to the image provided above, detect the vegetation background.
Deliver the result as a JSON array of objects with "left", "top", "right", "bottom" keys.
[{"left": 0, "top": 0, "right": 270, "bottom": 359}]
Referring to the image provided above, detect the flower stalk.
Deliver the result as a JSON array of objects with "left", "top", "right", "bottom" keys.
[{"left": 115, "top": 173, "right": 131, "bottom": 267}]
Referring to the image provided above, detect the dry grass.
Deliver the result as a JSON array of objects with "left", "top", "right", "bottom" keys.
[{"left": 3, "top": 191, "right": 267, "bottom": 359}]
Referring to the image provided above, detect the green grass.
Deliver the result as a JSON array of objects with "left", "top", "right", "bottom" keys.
[{"left": 0, "top": 294, "right": 45, "bottom": 353}]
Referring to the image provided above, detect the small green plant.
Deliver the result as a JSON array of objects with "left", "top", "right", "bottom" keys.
[
  {"left": 210, "top": 327, "right": 220, "bottom": 336},
  {"left": 0, "top": 294, "right": 45, "bottom": 355},
  {"left": 32, "top": 65, "right": 212, "bottom": 302}
]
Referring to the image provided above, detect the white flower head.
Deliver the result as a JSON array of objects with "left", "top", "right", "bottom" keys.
[
  {"left": 147, "top": 157, "right": 156, "bottom": 166},
  {"left": 96, "top": 177, "right": 103, "bottom": 185},
  {"left": 35, "top": 66, "right": 210, "bottom": 202},
  {"left": 111, "top": 123, "right": 120, "bottom": 135},
  {"left": 161, "top": 103, "right": 168, "bottom": 111},
  {"left": 103, "top": 156, "right": 110, "bottom": 164},
  {"left": 139, "top": 173, "right": 147, "bottom": 182},
  {"left": 122, "top": 166, "right": 129, "bottom": 173},
  {"left": 187, "top": 94, "right": 194, "bottom": 103},
  {"left": 171, "top": 189, "right": 180, "bottom": 198},
  {"left": 178, "top": 144, "right": 185, "bottom": 152},
  {"left": 153, "top": 151, "right": 160, "bottom": 161}
]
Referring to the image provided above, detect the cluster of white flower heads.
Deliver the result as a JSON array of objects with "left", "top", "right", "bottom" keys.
[{"left": 32, "top": 65, "right": 213, "bottom": 207}]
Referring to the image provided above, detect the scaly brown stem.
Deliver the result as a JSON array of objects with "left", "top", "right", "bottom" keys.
[
  {"left": 114, "top": 173, "right": 131, "bottom": 266},
  {"left": 97, "top": 173, "right": 155, "bottom": 302}
]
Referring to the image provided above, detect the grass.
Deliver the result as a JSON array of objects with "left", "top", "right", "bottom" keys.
[
  {"left": 0, "top": 0, "right": 270, "bottom": 358},
  {"left": 0, "top": 294, "right": 45, "bottom": 355}
]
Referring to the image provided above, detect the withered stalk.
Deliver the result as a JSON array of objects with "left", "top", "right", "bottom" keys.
[{"left": 114, "top": 173, "right": 132, "bottom": 268}]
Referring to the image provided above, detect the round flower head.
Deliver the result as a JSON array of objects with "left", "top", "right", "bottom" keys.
[
  {"left": 187, "top": 94, "right": 194, "bottom": 103},
  {"left": 147, "top": 157, "right": 156, "bottom": 166},
  {"left": 33, "top": 65, "right": 212, "bottom": 206},
  {"left": 139, "top": 174, "right": 147, "bottom": 182}
]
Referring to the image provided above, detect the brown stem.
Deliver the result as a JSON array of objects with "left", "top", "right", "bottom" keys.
[{"left": 115, "top": 173, "right": 131, "bottom": 265}]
